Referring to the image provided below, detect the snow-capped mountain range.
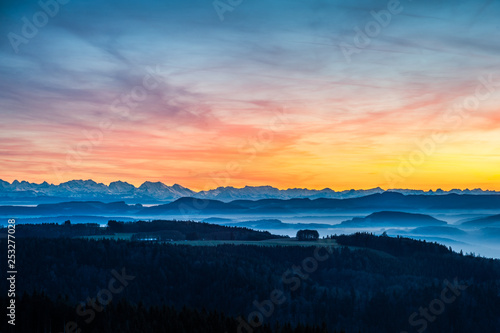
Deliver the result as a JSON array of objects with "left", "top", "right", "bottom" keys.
[{"left": 0, "top": 179, "right": 499, "bottom": 203}]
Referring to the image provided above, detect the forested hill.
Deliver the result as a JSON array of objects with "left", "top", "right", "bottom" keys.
[
  {"left": 0, "top": 219, "right": 286, "bottom": 241},
  {"left": 1, "top": 232, "right": 499, "bottom": 333}
]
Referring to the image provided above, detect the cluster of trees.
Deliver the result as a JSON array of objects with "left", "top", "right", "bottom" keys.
[
  {"left": 1, "top": 232, "right": 498, "bottom": 332},
  {"left": 0, "top": 222, "right": 113, "bottom": 238},
  {"left": 296, "top": 230, "right": 319, "bottom": 241},
  {"left": 108, "top": 220, "right": 286, "bottom": 241},
  {"left": 0, "top": 220, "right": 285, "bottom": 241},
  {"left": 332, "top": 232, "right": 453, "bottom": 257}
]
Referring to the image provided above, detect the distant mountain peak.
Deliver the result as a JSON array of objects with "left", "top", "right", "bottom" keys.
[
  {"left": 0, "top": 179, "right": 499, "bottom": 204},
  {"left": 139, "top": 181, "right": 168, "bottom": 188}
]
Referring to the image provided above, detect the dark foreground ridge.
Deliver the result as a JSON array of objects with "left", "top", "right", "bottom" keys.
[{"left": 0, "top": 221, "right": 499, "bottom": 333}]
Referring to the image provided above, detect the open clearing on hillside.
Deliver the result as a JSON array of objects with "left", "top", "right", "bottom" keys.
[
  {"left": 83, "top": 233, "right": 135, "bottom": 240},
  {"left": 169, "top": 238, "right": 339, "bottom": 247},
  {"left": 81, "top": 234, "right": 338, "bottom": 247},
  {"left": 78, "top": 235, "right": 398, "bottom": 258}
]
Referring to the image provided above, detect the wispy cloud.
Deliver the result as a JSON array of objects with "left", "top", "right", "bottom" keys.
[{"left": 1, "top": 0, "right": 499, "bottom": 189}]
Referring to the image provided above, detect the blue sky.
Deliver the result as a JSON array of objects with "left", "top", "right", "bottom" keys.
[{"left": 1, "top": 0, "right": 499, "bottom": 190}]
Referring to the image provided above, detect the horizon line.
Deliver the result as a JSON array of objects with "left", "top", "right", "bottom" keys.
[{"left": 1, "top": 178, "right": 499, "bottom": 193}]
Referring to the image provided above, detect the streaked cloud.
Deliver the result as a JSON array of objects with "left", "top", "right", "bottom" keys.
[{"left": 1, "top": 0, "right": 499, "bottom": 190}]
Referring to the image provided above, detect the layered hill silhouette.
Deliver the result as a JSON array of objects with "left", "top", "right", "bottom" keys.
[
  {"left": 339, "top": 211, "right": 447, "bottom": 227},
  {"left": 138, "top": 193, "right": 500, "bottom": 213},
  {"left": 461, "top": 214, "right": 500, "bottom": 227},
  {"left": 2, "top": 192, "right": 500, "bottom": 217}
]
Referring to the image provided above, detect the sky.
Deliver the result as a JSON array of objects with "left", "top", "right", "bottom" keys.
[{"left": 0, "top": 0, "right": 499, "bottom": 191}]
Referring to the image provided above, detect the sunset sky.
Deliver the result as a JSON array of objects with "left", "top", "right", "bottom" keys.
[{"left": 1, "top": 0, "right": 499, "bottom": 191}]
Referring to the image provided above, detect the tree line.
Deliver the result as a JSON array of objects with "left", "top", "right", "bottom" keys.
[{"left": 0, "top": 231, "right": 498, "bottom": 332}]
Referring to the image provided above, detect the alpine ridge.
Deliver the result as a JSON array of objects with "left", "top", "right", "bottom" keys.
[{"left": 1, "top": 179, "right": 499, "bottom": 203}]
